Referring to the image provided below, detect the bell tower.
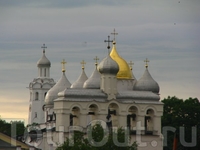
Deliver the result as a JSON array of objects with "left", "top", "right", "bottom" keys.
[{"left": 28, "top": 44, "right": 55, "bottom": 125}]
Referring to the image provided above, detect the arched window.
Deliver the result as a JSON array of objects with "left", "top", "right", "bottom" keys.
[
  {"left": 35, "top": 92, "right": 39, "bottom": 100},
  {"left": 127, "top": 106, "right": 138, "bottom": 133},
  {"left": 47, "top": 112, "right": 56, "bottom": 122},
  {"left": 70, "top": 107, "right": 80, "bottom": 126},
  {"left": 145, "top": 109, "right": 154, "bottom": 135},
  {"left": 107, "top": 103, "right": 119, "bottom": 128},
  {"left": 87, "top": 104, "right": 98, "bottom": 126}
]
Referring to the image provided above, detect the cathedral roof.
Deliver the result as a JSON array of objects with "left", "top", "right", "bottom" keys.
[
  {"left": 56, "top": 88, "right": 160, "bottom": 102},
  {"left": 37, "top": 50, "right": 51, "bottom": 67},
  {"left": 83, "top": 64, "right": 101, "bottom": 89},
  {"left": 71, "top": 61, "right": 88, "bottom": 88},
  {"left": 117, "top": 90, "right": 160, "bottom": 101},
  {"left": 98, "top": 54, "right": 119, "bottom": 75},
  {"left": 110, "top": 41, "right": 133, "bottom": 79},
  {"left": 57, "top": 89, "right": 107, "bottom": 99},
  {"left": 45, "top": 71, "right": 71, "bottom": 105},
  {"left": 134, "top": 66, "right": 160, "bottom": 94}
]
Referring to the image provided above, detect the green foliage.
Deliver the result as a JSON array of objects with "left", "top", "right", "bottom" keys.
[
  {"left": 162, "top": 96, "right": 200, "bottom": 150},
  {"left": 11, "top": 121, "right": 25, "bottom": 136},
  {"left": 0, "top": 117, "right": 25, "bottom": 137},
  {"left": 56, "top": 123, "right": 137, "bottom": 150},
  {"left": 0, "top": 118, "right": 11, "bottom": 135}
]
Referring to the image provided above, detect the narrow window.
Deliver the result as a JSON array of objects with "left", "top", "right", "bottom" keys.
[
  {"left": 35, "top": 92, "right": 39, "bottom": 100},
  {"left": 40, "top": 68, "right": 42, "bottom": 76},
  {"left": 44, "top": 68, "right": 46, "bottom": 77},
  {"left": 35, "top": 112, "right": 37, "bottom": 118}
]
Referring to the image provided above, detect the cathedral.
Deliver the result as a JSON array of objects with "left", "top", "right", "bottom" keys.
[{"left": 27, "top": 31, "right": 163, "bottom": 150}]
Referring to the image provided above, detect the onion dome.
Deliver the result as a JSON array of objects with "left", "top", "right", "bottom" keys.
[
  {"left": 110, "top": 41, "right": 132, "bottom": 79},
  {"left": 45, "top": 60, "right": 71, "bottom": 105},
  {"left": 45, "top": 72, "right": 71, "bottom": 105},
  {"left": 134, "top": 59, "right": 159, "bottom": 93},
  {"left": 37, "top": 44, "right": 51, "bottom": 67},
  {"left": 83, "top": 56, "right": 101, "bottom": 89},
  {"left": 71, "top": 60, "right": 88, "bottom": 88},
  {"left": 98, "top": 54, "right": 119, "bottom": 75}
]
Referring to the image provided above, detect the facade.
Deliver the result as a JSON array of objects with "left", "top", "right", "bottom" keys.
[{"left": 27, "top": 36, "right": 163, "bottom": 150}]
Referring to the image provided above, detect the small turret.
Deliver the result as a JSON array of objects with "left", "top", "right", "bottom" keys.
[{"left": 37, "top": 44, "right": 51, "bottom": 78}]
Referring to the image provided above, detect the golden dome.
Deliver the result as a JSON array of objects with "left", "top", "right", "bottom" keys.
[{"left": 110, "top": 41, "right": 132, "bottom": 79}]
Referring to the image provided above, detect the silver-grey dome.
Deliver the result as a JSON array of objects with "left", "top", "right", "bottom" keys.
[
  {"left": 83, "top": 67, "right": 101, "bottom": 89},
  {"left": 134, "top": 68, "right": 159, "bottom": 93},
  {"left": 98, "top": 55, "right": 119, "bottom": 75},
  {"left": 37, "top": 51, "right": 51, "bottom": 67},
  {"left": 45, "top": 72, "right": 71, "bottom": 105},
  {"left": 71, "top": 69, "right": 88, "bottom": 88}
]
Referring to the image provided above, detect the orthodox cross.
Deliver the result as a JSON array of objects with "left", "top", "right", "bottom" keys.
[
  {"left": 61, "top": 59, "right": 66, "bottom": 72},
  {"left": 129, "top": 61, "right": 134, "bottom": 70},
  {"left": 81, "top": 60, "right": 86, "bottom": 70},
  {"left": 144, "top": 58, "right": 149, "bottom": 68},
  {"left": 41, "top": 43, "right": 47, "bottom": 53},
  {"left": 111, "top": 28, "right": 118, "bottom": 41},
  {"left": 94, "top": 56, "right": 99, "bottom": 67},
  {"left": 104, "top": 36, "right": 113, "bottom": 50}
]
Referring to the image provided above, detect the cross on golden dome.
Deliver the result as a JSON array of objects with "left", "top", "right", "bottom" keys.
[
  {"left": 128, "top": 61, "right": 134, "bottom": 70},
  {"left": 144, "top": 58, "right": 150, "bottom": 68},
  {"left": 94, "top": 56, "right": 99, "bottom": 67},
  {"left": 81, "top": 60, "right": 86, "bottom": 70},
  {"left": 111, "top": 28, "right": 118, "bottom": 41},
  {"left": 41, "top": 43, "right": 47, "bottom": 53},
  {"left": 61, "top": 59, "right": 66, "bottom": 72}
]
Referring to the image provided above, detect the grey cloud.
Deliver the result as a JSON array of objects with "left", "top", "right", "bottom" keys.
[
  {"left": 0, "top": 0, "right": 133, "bottom": 9},
  {"left": 0, "top": 0, "right": 200, "bottom": 122}
]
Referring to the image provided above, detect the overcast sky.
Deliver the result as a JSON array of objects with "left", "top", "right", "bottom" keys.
[{"left": 0, "top": 0, "right": 199, "bottom": 124}]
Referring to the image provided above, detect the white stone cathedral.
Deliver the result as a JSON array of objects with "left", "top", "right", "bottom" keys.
[{"left": 26, "top": 34, "right": 163, "bottom": 150}]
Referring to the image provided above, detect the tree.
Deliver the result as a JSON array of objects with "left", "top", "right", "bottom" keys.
[
  {"left": 162, "top": 96, "right": 200, "bottom": 150},
  {"left": 0, "top": 118, "right": 11, "bottom": 135},
  {"left": 56, "top": 123, "right": 137, "bottom": 150},
  {"left": 0, "top": 117, "right": 25, "bottom": 140}
]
